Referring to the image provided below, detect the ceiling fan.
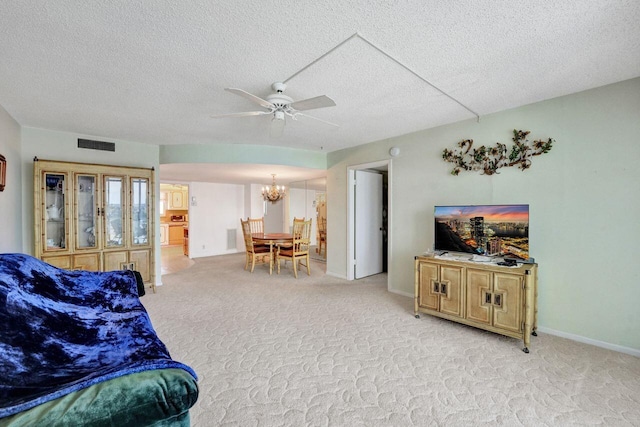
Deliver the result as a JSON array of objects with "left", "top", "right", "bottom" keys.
[{"left": 211, "top": 82, "right": 337, "bottom": 137}]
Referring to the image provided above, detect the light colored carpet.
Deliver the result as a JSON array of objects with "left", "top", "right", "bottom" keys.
[{"left": 142, "top": 253, "right": 640, "bottom": 426}]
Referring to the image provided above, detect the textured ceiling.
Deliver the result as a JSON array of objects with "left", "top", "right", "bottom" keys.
[{"left": 1, "top": 1, "right": 639, "bottom": 182}]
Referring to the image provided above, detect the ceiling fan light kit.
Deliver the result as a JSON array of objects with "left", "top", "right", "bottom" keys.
[{"left": 211, "top": 81, "right": 337, "bottom": 137}]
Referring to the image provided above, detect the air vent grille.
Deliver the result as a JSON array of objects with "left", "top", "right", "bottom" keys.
[
  {"left": 78, "top": 139, "right": 115, "bottom": 152},
  {"left": 227, "top": 229, "right": 237, "bottom": 250}
]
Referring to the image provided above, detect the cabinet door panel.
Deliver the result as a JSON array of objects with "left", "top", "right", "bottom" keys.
[
  {"left": 42, "top": 172, "right": 69, "bottom": 252},
  {"left": 103, "top": 176, "right": 125, "bottom": 248},
  {"left": 160, "top": 224, "right": 169, "bottom": 245},
  {"left": 418, "top": 262, "right": 439, "bottom": 311},
  {"left": 171, "top": 191, "right": 184, "bottom": 209},
  {"left": 466, "top": 269, "right": 492, "bottom": 325},
  {"left": 103, "top": 251, "right": 128, "bottom": 271},
  {"left": 493, "top": 272, "right": 523, "bottom": 333},
  {"left": 439, "top": 266, "right": 464, "bottom": 317},
  {"left": 75, "top": 173, "right": 99, "bottom": 250},
  {"left": 130, "top": 249, "right": 151, "bottom": 282},
  {"left": 131, "top": 177, "right": 150, "bottom": 246}
]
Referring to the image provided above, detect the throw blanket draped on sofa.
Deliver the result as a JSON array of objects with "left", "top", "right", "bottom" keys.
[{"left": 0, "top": 253, "right": 197, "bottom": 418}]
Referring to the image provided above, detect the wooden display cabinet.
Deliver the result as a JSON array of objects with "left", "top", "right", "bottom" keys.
[
  {"left": 415, "top": 255, "right": 537, "bottom": 353},
  {"left": 34, "top": 158, "right": 156, "bottom": 291}
]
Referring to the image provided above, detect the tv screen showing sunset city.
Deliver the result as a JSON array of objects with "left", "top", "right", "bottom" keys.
[{"left": 434, "top": 205, "right": 529, "bottom": 260}]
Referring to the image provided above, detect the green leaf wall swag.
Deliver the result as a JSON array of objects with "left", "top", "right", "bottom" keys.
[{"left": 442, "top": 130, "right": 554, "bottom": 176}]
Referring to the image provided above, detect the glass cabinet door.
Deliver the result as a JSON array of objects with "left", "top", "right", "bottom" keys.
[
  {"left": 75, "top": 174, "right": 98, "bottom": 250},
  {"left": 103, "top": 176, "right": 124, "bottom": 248},
  {"left": 131, "top": 178, "right": 149, "bottom": 246},
  {"left": 44, "top": 172, "right": 67, "bottom": 251}
]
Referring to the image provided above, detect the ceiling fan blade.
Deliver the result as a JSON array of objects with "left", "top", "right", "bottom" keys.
[
  {"left": 294, "top": 112, "right": 339, "bottom": 127},
  {"left": 225, "top": 88, "right": 274, "bottom": 109},
  {"left": 270, "top": 118, "right": 285, "bottom": 138},
  {"left": 289, "top": 95, "right": 336, "bottom": 111},
  {"left": 210, "top": 111, "right": 271, "bottom": 118}
]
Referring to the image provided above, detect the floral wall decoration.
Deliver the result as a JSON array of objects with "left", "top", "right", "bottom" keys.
[{"left": 442, "top": 129, "right": 554, "bottom": 176}]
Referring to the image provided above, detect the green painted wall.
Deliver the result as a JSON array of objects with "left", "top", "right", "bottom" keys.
[
  {"left": 327, "top": 77, "right": 640, "bottom": 352},
  {"left": 160, "top": 143, "right": 326, "bottom": 169}
]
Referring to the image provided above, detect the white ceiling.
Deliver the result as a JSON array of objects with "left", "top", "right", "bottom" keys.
[{"left": 1, "top": 1, "right": 639, "bottom": 183}]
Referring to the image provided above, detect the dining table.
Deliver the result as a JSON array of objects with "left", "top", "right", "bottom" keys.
[{"left": 251, "top": 233, "right": 293, "bottom": 274}]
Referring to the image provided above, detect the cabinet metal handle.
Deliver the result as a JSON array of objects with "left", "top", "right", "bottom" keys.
[
  {"left": 440, "top": 283, "right": 447, "bottom": 295},
  {"left": 485, "top": 292, "right": 492, "bottom": 304},
  {"left": 494, "top": 294, "right": 502, "bottom": 307},
  {"left": 433, "top": 281, "right": 440, "bottom": 293}
]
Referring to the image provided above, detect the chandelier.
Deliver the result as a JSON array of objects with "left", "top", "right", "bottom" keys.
[{"left": 262, "top": 174, "right": 286, "bottom": 203}]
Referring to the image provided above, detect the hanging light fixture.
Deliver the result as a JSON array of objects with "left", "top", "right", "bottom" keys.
[{"left": 262, "top": 174, "right": 286, "bottom": 203}]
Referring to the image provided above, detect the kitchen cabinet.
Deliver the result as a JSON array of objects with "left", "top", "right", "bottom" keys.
[
  {"left": 169, "top": 190, "right": 188, "bottom": 210},
  {"left": 415, "top": 255, "right": 537, "bottom": 353},
  {"left": 160, "top": 224, "right": 169, "bottom": 246},
  {"left": 34, "top": 159, "right": 156, "bottom": 290},
  {"left": 168, "top": 224, "right": 184, "bottom": 245}
]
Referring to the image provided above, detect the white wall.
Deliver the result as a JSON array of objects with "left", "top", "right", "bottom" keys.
[
  {"left": 188, "top": 181, "right": 245, "bottom": 259},
  {"left": 327, "top": 77, "right": 640, "bottom": 352},
  {"left": 0, "top": 104, "right": 21, "bottom": 253},
  {"left": 243, "top": 184, "right": 265, "bottom": 220}
]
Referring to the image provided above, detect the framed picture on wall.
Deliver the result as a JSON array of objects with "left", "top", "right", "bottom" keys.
[{"left": 0, "top": 154, "right": 6, "bottom": 191}]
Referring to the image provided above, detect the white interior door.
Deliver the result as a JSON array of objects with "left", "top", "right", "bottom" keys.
[{"left": 355, "top": 170, "right": 383, "bottom": 278}]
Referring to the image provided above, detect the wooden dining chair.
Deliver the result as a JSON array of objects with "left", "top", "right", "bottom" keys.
[
  {"left": 246, "top": 216, "right": 271, "bottom": 251},
  {"left": 240, "top": 218, "right": 272, "bottom": 273},
  {"left": 247, "top": 217, "right": 264, "bottom": 234},
  {"left": 317, "top": 217, "right": 326, "bottom": 257},
  {"left": 277, "top": 218, "right": 312, "bottom": 278}
]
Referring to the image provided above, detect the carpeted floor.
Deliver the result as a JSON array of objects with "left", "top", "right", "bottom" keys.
[{"left": 142, "top": 253, "right": 640, "bottom": 426}]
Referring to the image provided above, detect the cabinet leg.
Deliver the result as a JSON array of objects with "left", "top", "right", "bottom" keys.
[
  {"left": 414, "top": 314, "right": 420, "bottom": 319},
  {"left": 523, "top": 347, "right": 529, "bottom": 354}
]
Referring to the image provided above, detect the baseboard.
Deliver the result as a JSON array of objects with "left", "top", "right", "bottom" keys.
[
  {"left": 388, "top": 288, "right": 413, "bottom": 298},
  {"left": 537, "top": 326, "right": 640, "bottom": 358},
  {"left": 325, "top": 271, "right": 348, "bottom": 280}
]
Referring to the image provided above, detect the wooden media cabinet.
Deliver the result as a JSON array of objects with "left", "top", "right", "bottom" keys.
[{"left": 414, "top": 255, "right": 538, "bottom": 353}]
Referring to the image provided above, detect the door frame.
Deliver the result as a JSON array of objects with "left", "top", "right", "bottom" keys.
[{"left": 347, "top": 160, "right": 392, "bottom": 289}]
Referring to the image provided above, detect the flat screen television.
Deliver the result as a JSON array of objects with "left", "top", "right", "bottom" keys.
[{"left": 434, "top": 204, "right": 529, "bottom": 260}]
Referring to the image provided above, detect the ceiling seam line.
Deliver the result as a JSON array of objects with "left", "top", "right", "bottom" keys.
[
  {"left": 283, "top": 32, "right": 480, "bottom": 122},
  {"left": 283, "top": 33, "right": 360, "bottom": 84},
  {"left": 354, "top": 33, "right": 480, "bottom": 122}
]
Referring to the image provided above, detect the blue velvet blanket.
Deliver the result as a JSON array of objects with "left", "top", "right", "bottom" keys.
[{"left": 0, "top": 253, "right": 197, "bottom": 418}]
